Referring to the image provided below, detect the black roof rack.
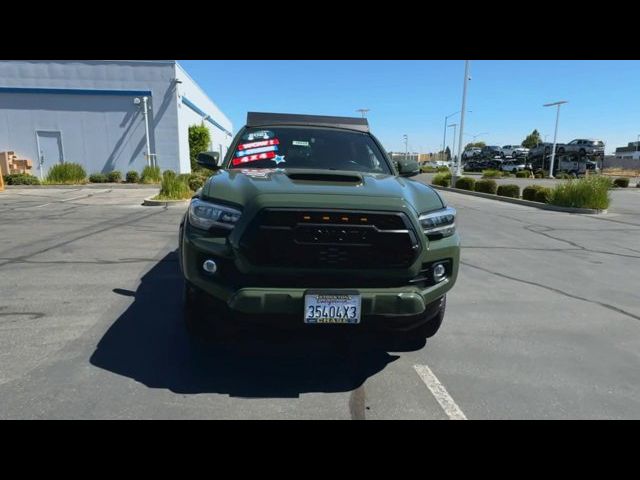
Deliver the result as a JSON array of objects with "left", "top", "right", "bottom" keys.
[{"left": 246, "top": 112, "right": 369, "bottom": 133}]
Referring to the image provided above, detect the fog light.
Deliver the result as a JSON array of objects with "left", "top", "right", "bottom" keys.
[
  {"left": 202, "top": 259, "right": 217, "bottom": 274},
  {"left": 433, "top": 263, "right": 447, "bottom": 283}
]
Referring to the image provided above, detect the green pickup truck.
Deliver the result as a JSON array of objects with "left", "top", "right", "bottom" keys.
[{"left": 178, "top": 112, "right": 460, "bottom": 342}]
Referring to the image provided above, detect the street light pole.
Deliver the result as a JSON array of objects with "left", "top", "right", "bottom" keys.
[
  {"left": 403, "top": 134, "right": 409, "bottom": 162},
  {"left": 356, "top": 108, "right": 370, "bottom": 118},
  {"left": 448, "top": 124, "right": 457, "bottom": 171},
  {"left": 543, "top": 100, "right": 568, "bottom": 179},
  {"left": 442, "top": 109, "right": 471, "bottom": 162},
  {"left": 455, "top": 60, "right": 470, "bottom": 180},
  {"left": 442, "top": 111, "right": 457, "bottom": 162}
]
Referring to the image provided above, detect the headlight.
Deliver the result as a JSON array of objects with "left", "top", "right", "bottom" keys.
[
  {"left": 188, "top": 198, "right": 242, "bottom": 230},
  {"left": 419, "top": 206, "right": 456, "bottom": 239}
]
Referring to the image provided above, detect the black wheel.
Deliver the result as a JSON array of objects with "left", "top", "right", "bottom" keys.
[
  {"left": 557, "top": 147, "right": 565, "bottom": 154},
  {"left": 183, "top": 280, "right": 232, "bottom": 339}
]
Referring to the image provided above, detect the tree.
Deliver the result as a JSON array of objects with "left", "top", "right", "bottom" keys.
[
  {"left": 445, "top": 147, "right": 451, "bottom": 161},
  {"left": 188, "top": 124, "right": 211, "bottom": 172},
  {"left": 464, "top": 141, "right": 486, "bottom": 150},
  {"left": 522, "top": 129, "right": 542, "bottom": 149}
]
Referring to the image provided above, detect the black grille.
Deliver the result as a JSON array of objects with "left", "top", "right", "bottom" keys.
[{"left": 239, "top": 209, "right": 420, "bottom": 269}]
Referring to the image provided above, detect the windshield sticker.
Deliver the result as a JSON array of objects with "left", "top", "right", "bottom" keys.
[
  {"left": 242, "top": 130, "right": 274, "bottom": 141},
  {"left": 273, "top": 155, "right": 286, "bottom": 165},
  {"left": 235, "top": 145, "right": 278, "bottom": 157},
  {"left": 292, "top": 140, "right": 310, "bottom": 147},
  {"left": 232, "top": 151, "right": 276, "bottom": 166},
  {"left": 237, "top": 138, "right": 279, "bottom": 151}
]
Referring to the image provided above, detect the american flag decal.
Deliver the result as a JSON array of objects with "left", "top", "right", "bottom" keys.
[{"left": 232, "top": 151, "right": 276, "bottom": 166}]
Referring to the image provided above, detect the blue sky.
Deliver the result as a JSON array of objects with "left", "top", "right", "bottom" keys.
[{"left": 179, "top": 60, "right": 640, "bottom": 154}]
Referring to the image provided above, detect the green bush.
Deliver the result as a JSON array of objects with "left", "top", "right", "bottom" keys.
[
  {"left": 89, "top": 173, "right": 108, "bottom": 183},
  {"left": 481, "top": 169, "right": 502, "bottom": 179},
  {"left": 455, "top": 176, "right": 476, "bottom": 190},
  {"left": 549, "top": 176, "right": 610, "bottom": 209},
  {"left": 140, "top": 165, "right": 162, "bottom": 184},
  {"left": 535, "top": 187, "right": 552, "bottom": 203},
  {"left": 46, "top": 163, "right": 86, "bottom": 184},
  {"left": 534, "top": 169, "right": 549, "bottom": 178},
  {"left": 613, "top": 177, "right": 630, "bottom": 188},
  {"left": 125, "top": 170, "right": 140, "bottom": 183},
  {"left": 421, "top": 165, "right": 450, "bottom": 173},
  {"left": 556, "top": 172, "right": 572, "bottom": 180},
  {"left": 497, "top": 184, "right": 520, "bottom": 198},
  {"left": 501, "top": 172, "right": 514, "bottom": 178},
  {"left": 189, "top": 124, "right": 212, "bottom": 172},
  {"left": 3, "top": 173, "right": 41, "bottom": 185},
  {"left": 107, "top": 170, "right": 122, "bottom": 183},
  {"left": 188, "top": 173, "right": 207, "bottom": 191},
  {"left": 475, "top": 179, "right": 498, "bottom": 194},
  {"left": 516, "top": 171, "right": 532, "bottom": 178},
  {"left": 156, "top": 170, "right": 193, "bottom": 200},
  {"left": 431, "top": 172, "right": 452, "bottom": 187},
  {"left": 534, "top": 173, "right": 543, "bottom": 179},
  {"left": 523, "top": 185, "right": 547, "bottom": 201}
]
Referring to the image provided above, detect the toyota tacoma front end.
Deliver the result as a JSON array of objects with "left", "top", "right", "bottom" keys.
[{"left": 179, "top": 112, "right": 460, "bottom": 341}]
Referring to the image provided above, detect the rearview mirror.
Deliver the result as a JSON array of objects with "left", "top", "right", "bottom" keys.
[{"left": 196, "top": 151, "right": 222, "bottom": 169}]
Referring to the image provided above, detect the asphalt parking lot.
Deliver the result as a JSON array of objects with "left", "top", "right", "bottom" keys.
[{"left": 0, "top": 186, "right": 639, "bottom": 419}]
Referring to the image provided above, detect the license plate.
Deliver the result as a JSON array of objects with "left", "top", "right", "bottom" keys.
[{"left": 303, "top": 290, "right": 361, "bottom": 324}]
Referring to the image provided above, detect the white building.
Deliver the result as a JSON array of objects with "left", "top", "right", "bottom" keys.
[{"left": 0, "top": 60, "right": 233, "bottom": 178}]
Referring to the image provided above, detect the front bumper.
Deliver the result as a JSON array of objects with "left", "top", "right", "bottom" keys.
[{"left": 181, "top": 222, "right": 460, "bottom": 320}]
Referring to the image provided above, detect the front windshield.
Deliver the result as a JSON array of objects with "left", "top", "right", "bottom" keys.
[{"left": 228, "top": 126, "right": 392, "bottom": 174}]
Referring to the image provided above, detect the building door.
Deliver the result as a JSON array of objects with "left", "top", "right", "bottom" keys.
[{"left": 36, "top": 130, "right": 64, "bottom": 176}]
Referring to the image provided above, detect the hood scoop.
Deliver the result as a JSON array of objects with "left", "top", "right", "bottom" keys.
[{"left": 286, "top": 171, "right": 363, "bottom": 184}]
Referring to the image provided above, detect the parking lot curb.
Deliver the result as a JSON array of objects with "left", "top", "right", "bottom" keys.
[
  {"left": 142, "top": 196, "right": 190, "bottom": 207},
  {"left": 431, "top": 185, "right": 607, "bottom": 214}
]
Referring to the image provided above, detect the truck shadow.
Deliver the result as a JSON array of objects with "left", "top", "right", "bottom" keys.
[{"left": 90, "top": 250, "right": 402, "bottom": 398}]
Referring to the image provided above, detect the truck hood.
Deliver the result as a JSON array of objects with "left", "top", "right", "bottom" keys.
[{"left": 200, "top": 168, "right": 444, "bottom": 214}]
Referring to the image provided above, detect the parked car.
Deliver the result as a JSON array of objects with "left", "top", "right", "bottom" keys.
[
  {"left": 462, "top": 147, "right": 481, "bottom": 160},
  {"left": 432, "top": 160, "right": 450, "bottom": 167},
  {"left": 502, "top": 145, "right": 529, "bottom": 158},
  {"left": 531, "top": 153, "right": 599, "bottom": 175},
  {"left": 527, "top": 142, "right": 557, "bottom": 159},
  {"left": 179, "top": 111, "right": 460, "bottom": 343},
  {"left": 480, "top": 145, "right": 504, "bottom": 159},
  {"left": 556, "top": 139, "right": 605, "bottom": 158},
  {"left": 500, "top": 159, "right": 530, "bottom": 173},
  {"left": 465, "top": 158, "right": 502, "bottom": 171},
  {"left": 555, "top": 153, "right": 600, "bottom": 175}
]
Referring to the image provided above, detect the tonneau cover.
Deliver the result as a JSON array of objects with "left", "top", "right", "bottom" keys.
[{"left": 246, "top": 112, "right": 369, "bottom": 133}]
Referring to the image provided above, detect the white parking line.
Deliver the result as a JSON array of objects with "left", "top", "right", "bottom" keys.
[
  {"left": 414, "top": 364, "right": 467, "bottom": 420},
  {"left": 30, "top": 190, "right": 112, "bottom": 208}
]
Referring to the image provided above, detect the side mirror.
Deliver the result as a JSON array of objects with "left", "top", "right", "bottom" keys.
[
  {"left": 397, "top": 159, "right": 418, "bottom": 177},
  {"left": 196, "top": 151, "right": 222, "bottom": 169}
]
